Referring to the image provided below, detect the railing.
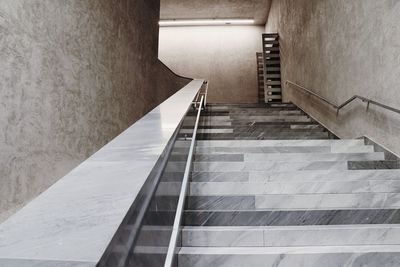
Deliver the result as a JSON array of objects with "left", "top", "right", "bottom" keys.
[
  {"left": 98, "top": 80, "right": 208, "bottom": 267},
  {"left": 193, "top": 80, "right": 208, "bottom": 110},
  {"left": 0, "top": 79, "right": 206, "bottom": 267},
  {"left": 164, "top": 95, "right": 205, "bottom": 267},
  {"left": 286, "top": 80, "right": 400, "bottom": 116}
]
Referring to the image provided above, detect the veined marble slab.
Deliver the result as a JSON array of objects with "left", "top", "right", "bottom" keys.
[
  {"left": 183, "top": 209, "right": 400, "bottom": 226},
  {"left": 195, "top": 139, "right": 365, "bottom": 147},
  {"left": 194, "top": 154, "right": 244, "bottom": 162},
  {"left": 195, "top": 146, "right": 332, "bottom": 154},
  {"left": 290, "top": 124, "right": 321, "bottom": 129},
  {"left": 183, "top": 121, "right": 232, "bottom": 126},
  {"left": 0, "top": 80, "right": 204, "bottom": 266},
  {"left": 249, "top": 170, "right": 400, "bottom": 182},
  {"left": 180, "top": 129, "right": 234, "bottom": 134},
  {"left": 331, "top": 145, "right": 375, "bottom": 153},
  {"left": 191, "top": 172, "right": 250, "bottom": 182},
  {"left": 182, "top": 225, "right": 400, "bottom": 247},
  {"left": 228, "top": 110, "right": 303, "bottom": 115},
  {"left": 243, "top": 152, "right": 384, "bottom": 162},
  {"left": 179, "top": 246, "right": 400, "bottom": 267},
  {"left": 255, "top": 193, "right": 400, "bottom": 210},
  {"left": 185, "top": 116, "right": 231, "bottom": 121},
  {"left": 189, "top": 180, "right": 400, "bottom": 195},
  {"left": 231, "top": 115, "right": 311, "bottom": 122},
  {"left": 182, "top": 227, "right": 264, "bottom": 247},
  {"left": 193, "top": 161, "right": 348, "bottom": 172}
]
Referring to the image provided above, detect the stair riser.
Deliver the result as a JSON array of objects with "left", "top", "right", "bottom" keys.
[
  {"left": 195, "top": 140, "right": 365, "bottom": 147},
  {"left": 183, "top": 209, "right": 400, "bottom": 226},
  {"left": 249, "top": 170, "right": 400, "bottom": 182},
  {"left": 195, "top": 146, "right": 332, "bottom": 154},
  {"left": 189, "top": 180, "right": 400, "bottom": 195},
  {"left": 182, "top": 226, "right": 400, "bottom": 247},
  {"left": 192, "top": 161, "right": 349, "bottom": 172},
  {"left": 178, "top": 251, "right": 400, "bottom": 267},
  {"left": 194, "top": 135, "right": 331, "bottom": 141},
  {"left": 192, "top": 152, "right": 384, "bottom": 162},
  {"left": 186, "top": 193, "right": 400, "bottom": 210}
]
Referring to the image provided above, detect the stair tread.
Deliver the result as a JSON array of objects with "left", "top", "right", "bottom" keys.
[
  {"left": 177, "top": 103, "right": 400, "bottom": 266},
  {"left": 179, "top": 245, "right": 400, "bottom": 254},
  {"left": 182, "top": 225, "right": 400, "bottom": 247}
]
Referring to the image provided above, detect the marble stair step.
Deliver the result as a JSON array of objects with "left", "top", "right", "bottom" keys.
[
  {"left": 180, "top": 129, "right": 234, "bottom": 134},
  {"left": 183, "top": 209, "right": 400, "bottom": 226},
  {"left": 224, "top": 124, "right": 323, "bottom": 129},
  {"left": 195, "top": 145, "right": 374, "bottom": 154},
  {"left": 191, "top": 170, "right": 400, "bottom": 183},
  {"left": 195, "top": 121, "right": 233, "bottom": 126},
  {"left": 230, "top": 117, "right": 313, "bottom": 123},
  {"left": 189, "top": 180, "right": 400, "bottom": 195},
  {"left": 230, "top": 129, "right": 327, "bottom": 135},
  {"left": 186, "top": 116, "right": 232, "bottom": 121},
  {"left": 195, "top": 134, "right": 331, "bottom": 141},
  {"left": 290, "top": 124, "right": 322, "bottom": 129},
  {"left": 194, "top": 133, "right": 330, "bottom": 141},
  {"left": 230, "top": 115, "right": 310, "bottom": 121},
  {"left": 192, "top": 161, "right": 349, "bottom": 172},
  {"left": 194, "top": 140, "right": 374, "bottom": 153},
  {"left": 208, "top": 103, "right": 295, "bottom": 108},
  {"left": 228, "top": 113, "right": 307, "bottom": 118},
  {"left": 349, "top": 160, "right": 400, "bottom": 170},
  {"left": 187, "top": 111, "right": 230, "bottom": 116},
  {"left": 249, "top": 170, "right": 400, "bottom": 182},
  {"left": 195, "top": 139, "right": 365, "bottom": 147},
  {"left": 225, "top": 110, "right": 304, "bottom": 115},
  {"left": 192, "top": 152, "right": 384, "bottom": 162},
  {"left": 231, "top": 127, "right": 326, "bottom": 133},
  {"left": 181, "top": 225, "right": 400, "bottom": 247},
  {"left": 191, "top": 172, "right": 250, "bottom": 182},
  {"left": 178, "top": 246, "right": 400, "bottom": 267},
  {"left": 186, "top": 193, "right": 400, "bottom": 210},
  {"left": 207, "top": 107, "right": 300, "bottom": 112},
  {"left": 242, "top": 152, "right": 384, "bottom": 162},
  {"left": 196, "top": 146, "right": 330, "bottom": 154}
]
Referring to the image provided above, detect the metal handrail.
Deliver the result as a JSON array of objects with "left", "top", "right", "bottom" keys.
[
  {"left": 203, "top": 80, "right": 209, "bottom": 107},
  {"left": 164, "top": 95, "right": 205, "bottom": 267},
  {"left": 192, "top": 80, "right": 208, "bottom": 110},
  {"left": 286, "top": 80, "right": 400, "bottom": 116}
]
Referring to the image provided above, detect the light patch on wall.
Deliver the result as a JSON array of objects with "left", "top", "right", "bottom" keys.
[
  {"left": 159, "top": 19, "right": 255, "bottom": 27},
  {"left": 159, "top": 25, "right": 264, "bottom": 103}
]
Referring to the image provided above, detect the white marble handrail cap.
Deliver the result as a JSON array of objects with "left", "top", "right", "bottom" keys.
[{"left": 0, "top": 79, "right": 203, "bottom": 266}]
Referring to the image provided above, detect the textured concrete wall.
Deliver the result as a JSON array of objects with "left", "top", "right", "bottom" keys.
[
  {"left": 0, "top": 0, "right": 189, "bottom": 222},
  {"left": 266, "top": 0, "right": 400, "bottom": 154},
  {"left": 161, "top": 0, "right": 272, "bottom": 24},
  {"left": 159, "top": 26, "right": 264, "bottom": 103}
]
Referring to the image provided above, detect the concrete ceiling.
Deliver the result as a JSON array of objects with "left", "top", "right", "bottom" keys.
[{"left": 160, "top": 0, "right": 272, "bottom": 25}]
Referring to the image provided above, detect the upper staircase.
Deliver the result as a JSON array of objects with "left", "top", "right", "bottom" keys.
[
  {"left": 178, "top": 102, "right": 400, "bottom": 267},
  {"left": 262, "top": 34, "right": 282, "bottom": 103}
]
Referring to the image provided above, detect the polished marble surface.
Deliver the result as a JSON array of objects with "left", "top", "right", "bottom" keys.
[
  {"left": 179, "top": 246, "right": 400, "bottom": 267},
  {"left": 189, "top": 180, "right": 400, "bottom": 195},
  {"left": 184, "top": 209, "right": 400, "bottom": 226},
  {"left": 0, "top": 80, "right": 203, "bottom": 266},
  {"left": 182, "top": 225, "right": 400, "bottom": 247},
  {"left": 180, "top": 103, "right": 400, "bottom": 266},
  {"left": 193, "top": 161, "right": 349, "bottom": 172},
  {"left": 249, "top": 170, "right": 400, "bottom": 182}
]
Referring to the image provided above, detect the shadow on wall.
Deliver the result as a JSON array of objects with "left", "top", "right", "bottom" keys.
[{"left": 159, "top": 25, "right": 264, "bottom": 104}]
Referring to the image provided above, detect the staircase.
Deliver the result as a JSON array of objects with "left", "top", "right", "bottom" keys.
[
  {"left": 178, "top": 103, "right": 400, "bottom": 266},
  {"left": 256, "top": 52, "right": 265, "bottom": 103},
  {"left": 262, "top": 33, "right": 282, "bottom": 103}
]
